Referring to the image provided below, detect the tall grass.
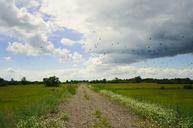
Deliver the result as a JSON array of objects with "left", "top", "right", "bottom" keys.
[
  {"left": 66, "top": 84, "right": 77, "bottom": 95},
  {"left": 100, "top": 90, "right": 193, "bottom": 128},
  {"left": 0, "top": 84, "right": 77, "bottom": 128},
  {"left": 16, "top": 88, "right": 66, "bottom": 119}
]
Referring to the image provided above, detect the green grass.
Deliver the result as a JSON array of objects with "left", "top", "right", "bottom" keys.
[
  {"left": 0, "top": 84, "right": 77, "bottom": 128},
  {"left": 115, "top": 89, "right": 193, "bottom": 114},
  {"left": 91, "top": 83, "right": 193, "bottom": 128},
  {"left": 91, "top": 83, "right": 185, "bottom": 90},
  {"left": 92, "top": 110, "right": 111, "bottom": 128},
  {"left": 91, "top": 83, "right": 193, "bottom": 115}
]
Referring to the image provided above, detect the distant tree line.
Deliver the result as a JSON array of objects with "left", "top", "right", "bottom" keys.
[
  {"left": 89, "top": 76, "right": 193, "bottom": 84},
  {"left": 62, "top": 76, "right": 193, "bottom": 84},
  {"left": 0, "top": 76, "right": 60, "bottom": 87},
  {"left": 0, "top": 77, "right": 43, "bottom": 86},
  {"left": 1, "top": 76, "right": 193, "bottom": 87}
]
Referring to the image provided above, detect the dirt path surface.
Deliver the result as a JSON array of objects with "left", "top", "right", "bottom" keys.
[{"left": 62, "top": 85, "right": 140, "bottom": 128}]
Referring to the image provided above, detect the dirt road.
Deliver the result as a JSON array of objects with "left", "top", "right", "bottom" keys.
[{"left": 61, "top": 85, "right": 140, "bottom": 128}]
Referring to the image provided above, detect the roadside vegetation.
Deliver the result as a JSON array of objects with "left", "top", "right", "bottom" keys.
[
  {"left": 91, "top": 83, "right": 193, "bottom": 128},
  {"left": 92, "top": 110, "right": 111, "bottom": 128},
  {"left": 17, "top": 112, "right": 69, "bottom": 128},
  {"left": 0, "top": 83, "right": 77, "bottom": 128}
]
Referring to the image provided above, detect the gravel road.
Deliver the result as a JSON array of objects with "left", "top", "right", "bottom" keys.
[{"left": 62, "top": 85, "right": 141, "bottom": 128}]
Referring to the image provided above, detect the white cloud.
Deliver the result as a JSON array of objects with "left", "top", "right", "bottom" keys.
[
  {"left": 86, "top": 57, "right": 103, "bottom": 66},
  {"left": 54, "top": 48, "right": 84, "bottom": 63},
  {"left": 4, "top": 56, "right": 12, "bottom": 61},
  {"left": 0, "top": 0, "right": 51, "bottom": 54},
  {"left": 7, "top": 42, "right": 44, "bottom": 56},
  {"left": 0, "top": 0, "right": 84, "bottom": 63},
  {"left": 0, "top": 66, "right": 193, "bottom": 81},
  {"left": 27, "top": 0, "right": 40, "bottom": 8},
  {"left": 61, "top": 38, "right": 77, "bottom": 46},
  {"left": 6, "top": 41, "right": 84, "bottom": 63}
]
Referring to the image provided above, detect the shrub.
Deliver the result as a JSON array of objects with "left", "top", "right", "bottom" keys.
[
  {"left": 43, "top": 76, "right": 60, "bottom": 87},
  {"left": 21, "top": 77, "right": 27, "bottom": 85},
  {"left": 183, "top": 85, "right": 193, "bottom": 89},
  {"left": 0, "top": 78, "right": 6, "bottom": 86}
]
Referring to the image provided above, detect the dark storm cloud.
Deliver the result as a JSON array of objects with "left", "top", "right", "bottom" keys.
[{"left": 84, "top": 0, "right": 193, "bottom": 64}]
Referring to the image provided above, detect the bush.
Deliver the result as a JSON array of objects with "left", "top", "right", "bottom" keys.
[
  {"left": 160, "top": 86, "right": 165, "bottom": 90},
  {"left": 43, "top": 76, "right": 60, "bottom": 87},
  {"left": 0, "top": 78, "right": 7, "bottom": 87},
  {"left": 183, "top": 85, "right": 193, "bottom": 89},
  {"left": 21, "top": 77, "right": 27, "bottom": 85}
]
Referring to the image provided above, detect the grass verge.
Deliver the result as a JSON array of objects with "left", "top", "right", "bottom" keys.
[{"left": 99, "top": 89, "right": 193, "bottom": 128}]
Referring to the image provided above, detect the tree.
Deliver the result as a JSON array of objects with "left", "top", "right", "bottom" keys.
[
  {"left": 0, "top": 77, "right": 5, "bottom": 86},
  {"left": 134, "top": 76, "right": 142, "bottom": 83},
  {"left": 102, "top": 78, "right": 107, "bottom": 83},
  {"left": 11, "top": 78, "right": 14, "bottom": 82},
  {"left": 10, "top": 78, "right": 16, "bottom": 85},
  {"left": 43, "top": 76, "right": 60, "bottom": 87},
  {"left": 0, "top": 77, "right": 4, "bottom": 83},
  {"left": 21, "top": 77, "right": 27, "bottom": 85},
  {"left": 112, "top": 77, "right": 120, "bottom": 83}
]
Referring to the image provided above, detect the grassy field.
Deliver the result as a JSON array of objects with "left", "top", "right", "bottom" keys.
[
  {"left": 91, "top": 83, "right": 193, "bottom": 128},
  {"left": 0, "top": 84, "right": 77, "bottom": 128},
  {"left": 1, "top": 83, "right": 193, "bottom": 128}
]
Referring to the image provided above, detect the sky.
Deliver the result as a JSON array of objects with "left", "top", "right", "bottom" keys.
[{"left": 0, "top": 0, "right": 193, "bottom": 81}]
